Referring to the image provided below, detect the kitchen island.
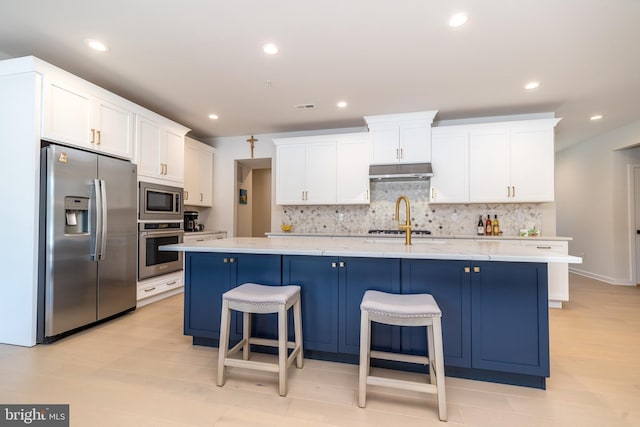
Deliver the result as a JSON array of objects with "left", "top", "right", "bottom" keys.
[{"left": 164, "top": 237, "right": 581, "bottom": 389}]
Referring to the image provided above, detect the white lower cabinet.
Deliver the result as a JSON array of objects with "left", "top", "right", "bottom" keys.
[
  {"left": 183, "top": 231, "right": 227, "bottom": 243},
  {"left": 136, "top": 271, "right": 183, "bottom": 307},
  {"left": 520, "top": 240, "right": 569, "bottom": 308}
]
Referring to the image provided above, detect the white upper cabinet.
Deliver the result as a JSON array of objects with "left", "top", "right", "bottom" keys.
[
  {"left": 430, "top": 118, "right": 560, "bottom": 204},
  {"left": 135, "top": 113, "right": 187, "bottom": 186},
  {"left": 275, "top": 132, "right": 371, "bottom": 205},
  {"left": 468, "top": 126, "right": 510, "bottom": 202},
  {"left": 508, "top": 123, "right": 556, "bottom": 202},
  {"left": 42, "top": 76, "right": 134, "bottom": 159},
  {"left": 429, "top": 128, "right": 469, "bottom": 203},
  {"left": 275, "top": 137, "right": 337, "bottom": 205},
  {"left": 184, "top": 137, "right": 214, "bottom": 207},
  {"left": 364, "top": 111, "right": 437, "bottom": 165},
  {"left": 336, "top": 133, "right": 371, "bottom": 204},
  {"left": 276, "top": 143, "right": 307, "bottom": 205}
]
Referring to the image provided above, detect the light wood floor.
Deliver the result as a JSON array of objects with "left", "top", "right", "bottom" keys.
[{"left": 1, "top": 274, "right": 638, "bottom": 426}]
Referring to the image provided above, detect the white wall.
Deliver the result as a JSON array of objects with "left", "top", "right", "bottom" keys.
[{"left": 556, "top": 120, "right": 640, "bottom": 284}]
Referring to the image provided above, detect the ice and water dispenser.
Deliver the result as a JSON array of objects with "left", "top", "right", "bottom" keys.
[{"left": 64, "top": 196, "right": 89, "bottom": 235}]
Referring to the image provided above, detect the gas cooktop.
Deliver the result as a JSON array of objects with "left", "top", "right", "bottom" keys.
[{"left": 367, "top": 229, "right": 432, "bottom": 235}]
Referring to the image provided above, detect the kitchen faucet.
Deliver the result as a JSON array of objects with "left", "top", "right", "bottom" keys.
[{"left": 395, "top": 195, "right": 412, "bottom": 245}]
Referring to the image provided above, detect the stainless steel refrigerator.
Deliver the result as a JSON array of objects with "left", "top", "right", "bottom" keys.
[{"left": 38, "top": 143, "right": 137, "bottom": 342}]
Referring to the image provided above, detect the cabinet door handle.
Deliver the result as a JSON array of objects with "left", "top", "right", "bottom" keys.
[
  {"left": 396, "top": 148, "right": 399, "bottom": 160},
  {"left": 537, "top": 246, "right": 552, "bottom": 249},
  {"left": 431, "top": 187, "right": 435, "bottom": 200},
  {"left": 229, "top": 257, "right": 236, "bottom": 263},
  {"left": 366, "top": 189, "right": 369, "bottom": 201},
  {"left": 339, "top": 261, "right": 345, "bottom": 268},
  {"left": 166, "top": 281, "right": 176, "bottom": 286},
  {"left": 507, "top": 186, "right": 511, "bottom": 197},
  {"left": 144, "top": 287, "right": 156, "bottom": 292},
  {"left": 331, "top": 262, "right": 337, "bottom": 268},
  {"left": 400, "top": 148, "right": 404, "bottom": 159},
  {"left": 464, "top": 267, "right": 470, "bottom": 273},
  {"left": 223, "top": 258, "right": 229, "bottom": 263},
  {"left": 91, "top": 128, "right": 96, "bottom": 144},
  {"left": 473, "top": 266, "right": 480, "bottom": 273},
  {"left": 200, "top": 193, "right": 203, "bottom": 202},
  {"left": 185, "top": 191, "right": 189, "bottom": 200},
  {"left": 96, "top": 130, "right": 101, "bottom": 145},
  {"left": 512, "top": 186, "right": 515, "bottom": 198}
]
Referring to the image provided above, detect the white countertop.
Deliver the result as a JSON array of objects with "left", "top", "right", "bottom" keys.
[
  {"left": 266, "top": 232, "right": 572, "bottom": 241},
  {"left": 163, "top": 237, "right": 582, "bottom": 264}
]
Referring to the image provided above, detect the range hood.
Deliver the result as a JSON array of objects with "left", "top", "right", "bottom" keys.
[{"left": 369, "top": 163, "right": 433, "bottom": 181}]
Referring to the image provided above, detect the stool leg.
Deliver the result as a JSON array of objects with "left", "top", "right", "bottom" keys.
[
  {"left": 358, "top": 309, "right": 370, "bottom": 408},
  {"left": 217, "top": 300, "right": 231, "bottom": 387},
  {"left": 278, "top": 304, "right": 288, "bottom": 396},
  {"left": 427, "top": 323, "right": 436, "bottom": 385},
  {"left": 432, "top": 316, "right": 447, "bottom": 421},
  {"left": 293, "top": 298, "right": 304, "bottom": 369},
  {"left": 243, "top": 311, "right": 251, "bottom": 360}
]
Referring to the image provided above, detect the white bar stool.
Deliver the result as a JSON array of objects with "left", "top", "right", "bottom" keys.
[
  {"left": 358, "top": 290, "right": 447, "bottom": 421},
  {"left": 216, "top": 283, "right": 303, "bottom": 396}
]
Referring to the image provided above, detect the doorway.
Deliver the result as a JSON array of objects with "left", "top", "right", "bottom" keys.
[{"left": 235, "top": 158, "right": 272, "bottom": 237}]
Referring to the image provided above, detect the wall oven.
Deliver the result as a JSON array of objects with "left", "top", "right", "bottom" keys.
[
  {"left": 138, "top": 222, "right": 184, "bottom": 280},
  {"left": 139, "top": 181, "right": 183, "bottom": 221}
]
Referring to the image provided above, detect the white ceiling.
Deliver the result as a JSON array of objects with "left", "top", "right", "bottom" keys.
[{"left": 1, "top": 0, "right": 639, "bottom": 151}]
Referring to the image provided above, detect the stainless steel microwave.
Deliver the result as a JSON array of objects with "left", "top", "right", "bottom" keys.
[{"left": 139, "top": 181, "right": 183, "bottom": 221}]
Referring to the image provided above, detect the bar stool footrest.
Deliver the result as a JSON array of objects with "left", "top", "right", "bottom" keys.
[
  {"left": 367, "top": 376, "right": 438, "bottom": 394},
  {"left": 370, "top": 350, "right": 430, "bottom": 365}
]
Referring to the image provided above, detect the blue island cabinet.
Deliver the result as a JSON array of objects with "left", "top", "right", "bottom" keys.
[
  {"left": 282, "top": 256, "right": 400, "bottom": 355},
  {"left": 184, "top": 252, "right": 281, "bottom": 345},
  {"left": 402, "top": 259, "right": 549, "bottom": 388}
]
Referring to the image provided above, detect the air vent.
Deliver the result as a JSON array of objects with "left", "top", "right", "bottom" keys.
[{"left": 295, "top": 104, "right": 316, "bottom": 110}]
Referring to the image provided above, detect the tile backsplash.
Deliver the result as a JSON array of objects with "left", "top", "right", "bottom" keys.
[{"left": 280, "top": 181, "right": 551, "bottom": 236}]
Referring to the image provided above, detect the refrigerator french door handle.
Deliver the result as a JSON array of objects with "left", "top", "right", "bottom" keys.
[
  {"left": 92, "top": 179, "right": 102, "bottom": 261},
  {"left": 99, "top": 179, "right": 108, "bottom": 260}
]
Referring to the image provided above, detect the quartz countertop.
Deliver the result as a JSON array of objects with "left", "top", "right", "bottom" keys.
[
  {"left": 184, "top": 230, "right": 227, "bottom": 236},
  {"left": 163, "top": 237, "right": 582, "bottom": 264},
  {"left": 265, "top": 232, "right": 572, "bottom": 241}
]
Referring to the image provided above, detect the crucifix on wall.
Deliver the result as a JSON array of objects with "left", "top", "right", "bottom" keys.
[{"left": 246, "top": 135, "right": 258, "bottom": 158}]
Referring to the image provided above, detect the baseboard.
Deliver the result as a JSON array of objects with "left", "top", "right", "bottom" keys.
[{"left": 568, "top": 268, "right": 636, "bottom": 286}]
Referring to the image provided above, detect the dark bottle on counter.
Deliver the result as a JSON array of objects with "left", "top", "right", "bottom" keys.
[
  {"left": 477, "top": 215, "right": 484, "bottom": 235},
  {"left": 493, "top": 214, "right": 500, "bottom": 236},
  {"left": 485, "top": 215, "right": 492, "bottom": 236}
]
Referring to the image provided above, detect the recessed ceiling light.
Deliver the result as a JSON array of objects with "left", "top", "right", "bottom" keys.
[
  {"left": 337, "top": 101, "right": 348, "bottom": 108},
  {"left": 524, "top": 81, "right": 540, "bottom": 90},
  {"left": 449, "top": 13, "right": 468, "bottom": 27},
  {"left": 86, "top": 39, "right": 109, "bottom": 52},
  {"left": 208, "top": 114, "right": 219, "bottom": 120},
  {"left": 263, "top": 43, "right": 279, "bottom": 55},
  {"left": 590, "top": 114, "right": 603, "bottom": 121}
]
